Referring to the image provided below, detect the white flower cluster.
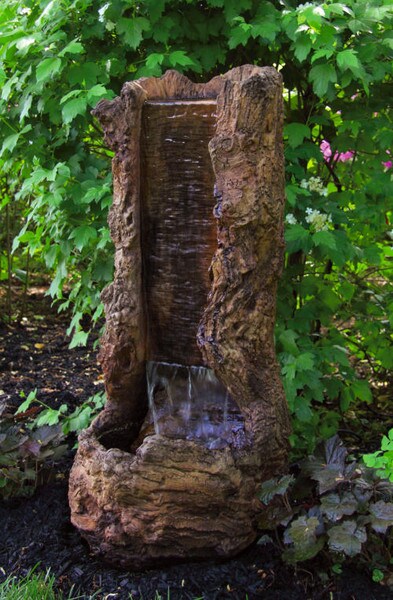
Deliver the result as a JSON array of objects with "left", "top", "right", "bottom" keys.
[
  {"left": 305, "top": 208, "right": 332, "bottom": 232},
  {"left": 300, "top": 176, "right": 328, "bottom": 196},
  {"left": 285, "top": 213, "right": 298, "bottom": 225}
]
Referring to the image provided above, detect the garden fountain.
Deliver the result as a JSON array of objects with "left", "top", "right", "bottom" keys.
[{"left": 69, "top": 65, "right": 291, "bottom": 568}]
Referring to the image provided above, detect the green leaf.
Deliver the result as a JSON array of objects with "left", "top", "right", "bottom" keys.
[
  {"left": 296, "top": 352, "right": 314, "bottom": 371},
  {"left": 36, "top": 408, "right": 61, "bottom": 427},
  {"left": 283, "top": 516, "right": 325, "bottom": 562},
  {"left": 69, "top": 330, "right": 89, "bottom": 348},
  {"left": 15, "top": 389, "right": 38, "bottom": 415},
  {"left": 285, "top": 224, "right": 312, "bottom": 253},
  {"left": 87, "top": 84, "right": 111, "bottom": 103},
  {"left": 36, "top": 57, "right": 62, "bottom": 83},
  {"left": 352, "top": 380, "right": 372, "bottom": 403},
  {"left": 146, "top": 53, "right": 165, "bottom": 69},
  {"left": 62, "top": 97, "right": 87, "bottom": 124},
  {"left": 312, "top": 231, "right": 337, "bottom": 251},
  {"left": 228, "top": 20, "right": 252, "bottom": 48},
  {"left": 319, "top": 289, "right": 341, "bottom": 312},
  {"left": 320, "top": 492, "right": 358, "bottom": 522},
  {"left": 116, "top": 17, "right": 150, "bottom": 49},
  {"left": 293, "top": 35, "right": 312, "bottom": 62},
  {"left": 20, "top": 95, "right": 32, "bottom": 122},
  {"left": 1, "top": 133, "right": 19, "bottom": 155},
  {"left": 328, "top": 520, "right": 366, "bottom": 557},
  {"left": 168, "top": 51, "right": 194, "bottom": 67},
  {"left": 279, "top": 329, "right": 299, "bottom": 355},
  {"left": 309, "top": 63, "right": 337, "bottom": 97},
  {"left": 284, "top": 123, "right": 311, "bottom": 149},
  {"left": 70, "top": 225, "right": 97, "bottom": 251},
  {"left": 294, "top": 397, "right": 313, "bottom": 422},
  {"left": 259, "top": 475, "right": 294, "bottom": 504},
  {"left": 337, "top": 49, "right": 360, "bottom": 73},
  {"left": 59, "top": 40, "right": 85, "bottom": 57}
]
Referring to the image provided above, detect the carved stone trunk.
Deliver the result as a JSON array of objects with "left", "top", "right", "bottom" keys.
[{"left": 69, "top": 66, "right": 291, "bottom": 569}]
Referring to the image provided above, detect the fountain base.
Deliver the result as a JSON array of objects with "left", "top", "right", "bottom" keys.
[
  {"left": 69, "top": 406, "right": 277, "bottom": 569},
  {"left": 69, "top": 66, "right": 291, "bottom": 568}
]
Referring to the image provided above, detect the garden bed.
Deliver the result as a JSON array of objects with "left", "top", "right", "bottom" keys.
[{"left": 0, "top": 290, "right": 392, "bottom": 599}]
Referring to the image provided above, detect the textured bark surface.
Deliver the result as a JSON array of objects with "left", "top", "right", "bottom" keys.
[{"left": 69, "top": 66, "right": 291, "bottom": 569}]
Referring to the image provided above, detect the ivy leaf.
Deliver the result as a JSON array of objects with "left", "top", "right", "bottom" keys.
[
  {"left": 302, "top": 436, "right": 348, "bottom": 493},
  {"left": 259, "top": 474, "right": 294, "bottom": 504},
  {"left": 116, "top": 17, "right": 150, "bottom": 49},
  {"left": 328, "top": 520, "right": 366, "bottom": 557},
  {"left": 320, "top": 492, "right": 358, "bottom": 522},
  {"left": 309, "top": 63, "right": 337, "bottom": 97},
  {"left": 369, "top": 501, "right": 393, "bottom": 533},
  {"left": 36, "top": 57, "right": 62, "bottom": 83},
  {"left": 62, "top": 97, "right": 87, "bottom": 124}
]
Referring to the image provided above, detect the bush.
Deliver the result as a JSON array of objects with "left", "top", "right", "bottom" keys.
[{"left": 0, "top": 0, "right": 392, "bottom": 454}]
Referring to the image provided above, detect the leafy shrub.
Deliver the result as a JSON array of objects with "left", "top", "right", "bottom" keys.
[
  {"left": 364, "top": 429, "right": 393, "bottom": 483},
  {"left": 0, "top": 0, "right": 392, "bottom": 455},
  {"left": 0, "top": 417, "right": 67, "bottom": 499},
  {"left": 0, "top": 390, "right": 105, "bottom": 499},
  {"left": 258, "top": 436, "right": 393, "bottom": 579},
  {"left": 16, "top": 389, "right": 106, "bottom": 436}
]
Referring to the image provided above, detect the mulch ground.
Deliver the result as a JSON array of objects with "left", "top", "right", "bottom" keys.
[{"left": 0, "top": 288, "right": 392, "bottom": 599}]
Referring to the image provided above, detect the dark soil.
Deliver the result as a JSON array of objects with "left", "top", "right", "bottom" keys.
[{"left": 0, "top": 289, "right": 393, "bottom": 599}]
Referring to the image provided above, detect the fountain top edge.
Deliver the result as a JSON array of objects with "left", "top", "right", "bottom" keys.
[{"left": 144, "top": 99, "right": 217, "bottom": 106}]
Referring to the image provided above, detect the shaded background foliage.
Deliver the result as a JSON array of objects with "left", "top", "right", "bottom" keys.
[{"left": 0, "top": 0, "right": 392, "bottom": 455}]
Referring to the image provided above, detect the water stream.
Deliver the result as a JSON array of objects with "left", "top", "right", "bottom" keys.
[{"left": 145, "top": 361, "right": 245, "bottom": 450}]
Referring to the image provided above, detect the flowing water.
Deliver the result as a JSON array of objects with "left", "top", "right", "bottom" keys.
[
  {"left": 138, "top": 101, "right": 245, "bottom": 448},
  {"left": 145, "top": 361, "right": 245, "bottom": 449},
  {"left": 141, "top": 100, "right": 217, "bottom": 366}
]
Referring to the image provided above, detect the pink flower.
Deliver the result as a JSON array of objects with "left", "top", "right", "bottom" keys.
[
  {"left": 336, "top": 150, "right": 355, "bottom": 162},
  {"left": 320, "top": 140, "right": 332, "bottom": 160},
  {"left": 382, "top": 160, "right": 393, "bottom": 170},
  {"left": 320, "top": 140, "right": 354, "bottom": 163}
]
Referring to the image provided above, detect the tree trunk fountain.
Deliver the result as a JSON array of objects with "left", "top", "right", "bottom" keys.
[{"left": 69, "top": 65, "right": 291, "bottom": 569}]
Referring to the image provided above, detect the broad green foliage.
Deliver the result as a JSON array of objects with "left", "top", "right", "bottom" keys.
[{"left": 0, "top": 0, "right": 392, "bottom": 454}]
